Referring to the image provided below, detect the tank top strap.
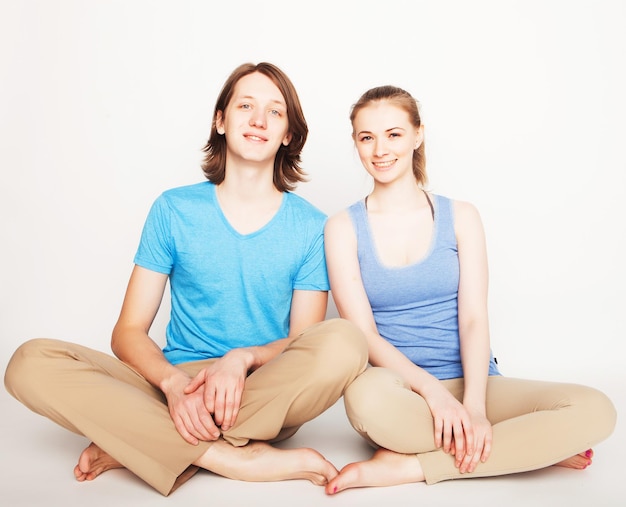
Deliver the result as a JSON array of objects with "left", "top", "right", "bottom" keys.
[
  {"left": 432, "top": 194, "right": 456, "bottom": 248},
  {"left": 347, "top": 199, "right": 368, "bottom": 244}
]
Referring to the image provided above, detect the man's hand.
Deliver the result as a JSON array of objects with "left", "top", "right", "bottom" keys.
[
  {"left": 184, "top": 349, "right": 252, "bottom": 432},
  {"left": 162, "top": 373, "right": 221, "bottom": 445}
]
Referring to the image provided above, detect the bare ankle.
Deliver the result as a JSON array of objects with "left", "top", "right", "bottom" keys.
[{"left": 194, "top": 440, "right": 337, "bottom": 485}]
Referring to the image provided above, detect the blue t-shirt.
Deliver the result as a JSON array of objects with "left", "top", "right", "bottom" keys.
[
  {"left": 348, "top": 195, "right": 500, "bottom": 380},
  {"left": 134, "top": 181, "right": 329, "bottom": 364}
]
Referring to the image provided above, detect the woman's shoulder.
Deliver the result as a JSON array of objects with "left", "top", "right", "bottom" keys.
[
  {"left": 326, "top": 199, "right": 364, "bottom": 228},
  {"left": 427, "top": 193, "right": 483, "bottom": 233},
  {"left": 430, "top": 193, "right": 479, "bottom": 216},
  {"left": 326, "top": 208, "right": 351, "bottom": 229},
  {"left": 444, "top": 197, "right": 484, "bottom": 240},
  {"left": 325, "top": 201, "right": 366, "bottom": 244},
  {"left": 450, "top": 198, "right": 481, "bottom": 220}
]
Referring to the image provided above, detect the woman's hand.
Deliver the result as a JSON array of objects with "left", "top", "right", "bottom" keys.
[
  {"left": 423, "top": 383, "right": 475, "bottom": 460},
  {"left": 456, "top": 409, "right": 492, "bottom": 473}
]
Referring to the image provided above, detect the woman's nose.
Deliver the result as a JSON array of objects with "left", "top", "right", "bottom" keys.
[{"left": 373, "top": 138, "right": 387, "bottom": 156}]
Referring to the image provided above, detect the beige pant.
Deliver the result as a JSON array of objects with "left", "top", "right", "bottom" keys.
[
  {"left": 4, "top": 318, "right": 367, "bottom": 496},
  {"left": 344, "top": 367, "right": 617, "bottom": 483}
]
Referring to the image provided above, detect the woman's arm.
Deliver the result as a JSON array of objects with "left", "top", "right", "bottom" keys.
[
  {"left": 454, "top": 199, "right": 494, "bottom": 470},
  {"left": 325, "top": 210, "right": 477, "bottom": 460},
  {"left": 455, "top": 200, "right": 491, "bottom": 412},
  {"left": 324, "top": 212, "right": 447, "bottom": 399}
]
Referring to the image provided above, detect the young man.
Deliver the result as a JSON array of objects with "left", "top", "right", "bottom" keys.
[{"left": 5, "top": 62, "right": 367, "bottom": 496}]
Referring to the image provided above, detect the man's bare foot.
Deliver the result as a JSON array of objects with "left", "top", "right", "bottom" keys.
[
  {"left": 555, "top": 449, "right": 593, "bottom": 470},
  {"left": 74, "top": 443, "right": 124, "bottom": 482},
  {"left": 325, "top": 448, "right": 424, "bottom": 495},
  {"left": 194, "top": 440, "right": 338, "bottom": 486}
]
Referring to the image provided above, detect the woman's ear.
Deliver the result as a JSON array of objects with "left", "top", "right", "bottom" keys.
[
  {"left": 415, "top": 124, "right": 425, "bottom": 149},
  {"left": 282, "top": 132, "right": 292, "bottom": 146}
]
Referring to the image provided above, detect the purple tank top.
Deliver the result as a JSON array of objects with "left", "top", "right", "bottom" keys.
[{"left": 347, "top": 195, "right": 499, "bottom": 380}]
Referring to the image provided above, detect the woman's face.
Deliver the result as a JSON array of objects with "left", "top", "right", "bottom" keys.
[{"left": 352, "top": 101, "right": 423, "bottom": 185}]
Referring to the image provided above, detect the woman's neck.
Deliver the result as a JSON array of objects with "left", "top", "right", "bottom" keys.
[{"left": 368, "top": 179, "right": 426, "bottom": 214}]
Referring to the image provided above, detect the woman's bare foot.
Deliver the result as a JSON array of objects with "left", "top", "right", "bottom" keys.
[
  {"left": 325, "top": 448, "right": 424, "bottom": 495},
  {"left": 555, "top": 449, "right": 593, "bottom": 470},
  {"left": 74, "top": 443, "right": 124, "bottom": 482},
  {"left": 194, "top": 440, "right": 338, "bottom": 485}
]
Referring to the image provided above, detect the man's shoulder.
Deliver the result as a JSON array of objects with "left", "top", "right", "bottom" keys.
[
  {"left": 152, "top": 181, "right": 213, "bottom": 212},
  {"left": 160, "top": 181, "right": 212, "bottom": 199},
  {"left": 285, "top": 192, "right": 327, "bottom": 222}
]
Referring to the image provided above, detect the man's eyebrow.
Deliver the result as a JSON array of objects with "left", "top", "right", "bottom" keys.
[{"left": 237, "top": 94, "right": 286, "bottom": 107}]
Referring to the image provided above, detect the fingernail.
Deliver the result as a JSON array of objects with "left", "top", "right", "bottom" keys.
[{"left": 333, "top": 486, "right": 337, "bottom": 494}]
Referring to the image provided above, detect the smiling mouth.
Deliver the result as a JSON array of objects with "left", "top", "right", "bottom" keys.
[
  {"left": 373, "top": 160, "right": 395, "bottom": 169},
  {"left": 245, "top": 134, "right": 267, "bottom": 142}
]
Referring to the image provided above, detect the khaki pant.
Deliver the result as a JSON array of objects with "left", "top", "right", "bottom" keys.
[
  {"left": 4, "top": 318, "right": 367, "bottom": 496},
  {"left": 344, "top": 367, "right": 616, "bottom": 483}
]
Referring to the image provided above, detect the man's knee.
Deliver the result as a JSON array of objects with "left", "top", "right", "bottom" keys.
[
  {"left": 300, "top": 318, "right": 368, "bottom": 377},
  {"left": 4, "top": 338, "right": 61, "bottom": 399}
]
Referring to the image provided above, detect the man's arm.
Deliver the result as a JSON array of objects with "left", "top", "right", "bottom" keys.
[
  {"left": 111, "top": 265, "right": 221, "bottom": 444},
  {"left": 185, "top": 288, "right": 329, "bottom": 431}
]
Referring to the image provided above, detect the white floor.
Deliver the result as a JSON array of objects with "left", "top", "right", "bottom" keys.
[{"left": 1, "top": 374, "right": 624, "bottom": 507}]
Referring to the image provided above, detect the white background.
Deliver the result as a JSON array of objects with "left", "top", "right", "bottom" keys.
[{"left": 1, "top": 0, "right": 625, "bottom": 388}]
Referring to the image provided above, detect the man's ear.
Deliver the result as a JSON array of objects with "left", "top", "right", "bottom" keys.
[{"left": 216, "top": 111, "right": 225, "bottom": 135}]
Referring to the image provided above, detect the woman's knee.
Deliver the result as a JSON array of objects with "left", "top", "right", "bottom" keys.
[
  {"left": 344, "top": 367, "right": 408, "bottom": 424},
  {"left": 532, "top": 380, "right": 618, "bottom": 445},
  {"left": 572, "top": 384, "right": 617, "bottom": 442},
  {"left": 344, "top": 367, "right": 435, "bottom": 452}
]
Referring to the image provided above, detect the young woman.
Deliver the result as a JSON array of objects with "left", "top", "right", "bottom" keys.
[
  {"left": 4, "top": 62, "right": 367, "bottom": 496},
  {"left": 323, "top": 85, "right": 616, "bottom": 494}
]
